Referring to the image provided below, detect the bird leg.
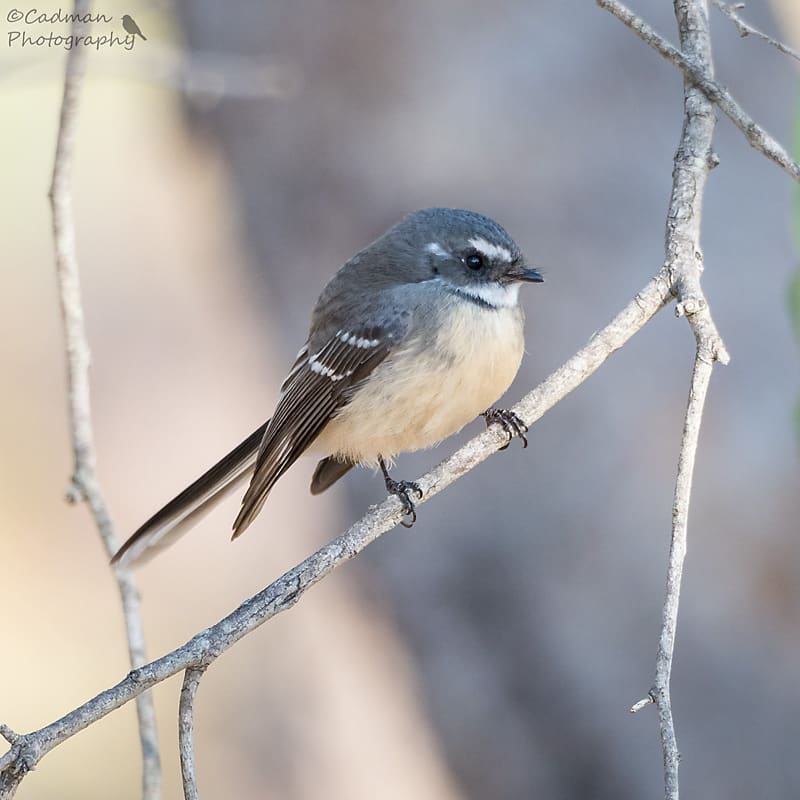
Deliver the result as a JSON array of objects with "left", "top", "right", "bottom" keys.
[
  {"left": 379, "top": 456, "right": 423, "bottom": 528},
  {"left": 482, "top": 407, "right": 528, "bottom": 450}
]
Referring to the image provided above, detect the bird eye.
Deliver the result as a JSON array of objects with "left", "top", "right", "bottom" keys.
[{"left": 465, "top": 253, "right": 484, "bottom": 270}]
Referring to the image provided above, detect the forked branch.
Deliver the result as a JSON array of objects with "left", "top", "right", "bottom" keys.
[
  {"left": 603, "top": 1, "right": 730, "bottom": 798},
  {"left": 597, "top": 0, "right": 800, "bottom": 182}
]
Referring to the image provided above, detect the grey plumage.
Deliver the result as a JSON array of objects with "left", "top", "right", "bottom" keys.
[
  {"left": 113, "top": 208, "right": 543, "bottom": 566},
  {"left": 233, "top": 325, "right": 395, "bottom": 534},
  {"left": 310, "top": 457, "right": 355, "bottom": 494}
]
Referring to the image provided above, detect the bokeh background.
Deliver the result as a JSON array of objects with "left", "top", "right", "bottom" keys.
[{"left": 2, "top": 1, "right": 799, "bottom": 798}]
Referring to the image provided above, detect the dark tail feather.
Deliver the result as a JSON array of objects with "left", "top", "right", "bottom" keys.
[
  {"left": 309, "top": 456, "right": 354, "bottom": 495},
  {"left": 112, "top": 422, "right": 268, "bottom": 566}
]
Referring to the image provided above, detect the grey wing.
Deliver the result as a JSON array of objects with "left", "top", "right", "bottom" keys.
[
  {"left": 309, "top": 456, "right": 354, "bottom": 495},
  {"left": 232, "top": 325, "right": 395, "bottom": 538}
]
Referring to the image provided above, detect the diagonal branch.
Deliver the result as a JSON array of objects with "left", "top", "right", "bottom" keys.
[
  {"left": 597, "top": 0, "right": 800, "bottom": 183},
  {"left": 712, "top": 0, "right": 800, "bottom": 63},
  {"left": 0, "top": 266, "right": 675, "bottom": 793},
  {"left": 47, "top": 2, "right": 160, "bottom": 798}
]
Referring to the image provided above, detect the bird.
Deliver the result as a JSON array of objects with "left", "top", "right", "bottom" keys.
[
  {"left": 121, "top": 14, "right": 147, "bottom": 41},
  {"left": 112, "top": 208, "right": 544, "bottom": 565}
]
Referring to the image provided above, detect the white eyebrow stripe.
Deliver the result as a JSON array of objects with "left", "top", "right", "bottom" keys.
[
  {"left": 425, "top": 242, "right": 450, "bottom": 258},
  {"left": 468, "top": 236, "right": 512, "bottom": 263}
]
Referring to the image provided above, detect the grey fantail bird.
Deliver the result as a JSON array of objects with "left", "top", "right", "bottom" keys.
[{"left": 113, "top": 208, "right": 544, "bottom": 565}]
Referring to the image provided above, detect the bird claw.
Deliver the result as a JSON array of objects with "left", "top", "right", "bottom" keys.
[
  {"left": 384, "top": 478, "right": 422, "bottom": 528},
  {"left": 482, "top": 407, "right": 528, "bottom": 450}
]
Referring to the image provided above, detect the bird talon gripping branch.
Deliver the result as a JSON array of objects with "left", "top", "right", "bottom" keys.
[
  {"left": 379, "top": 456, "right": 422, "bottom": 527},
  {"left": 483, "top": 407, "right": 529, "bottom": 449}
]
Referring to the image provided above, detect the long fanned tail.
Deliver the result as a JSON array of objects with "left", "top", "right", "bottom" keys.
[
  {"left": 116, "top": 322, "right": 401, "bottom": 564},
  {"left": 112, "top": 422, "right": 268, "bottom": 566}
]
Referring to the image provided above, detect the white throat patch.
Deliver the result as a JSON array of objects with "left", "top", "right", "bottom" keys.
[
  {"left": 468, "top": 236, "right": 512, "bottom": 263},
  {"left": 454, "top": 281, "right": 521, "bottom": 309}
]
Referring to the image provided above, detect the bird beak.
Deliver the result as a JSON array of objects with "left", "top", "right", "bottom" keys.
[{"left": 508, "top": 266, "right": 544, "bottom": 283}]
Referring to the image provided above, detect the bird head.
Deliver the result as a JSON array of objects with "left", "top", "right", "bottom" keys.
[{"left": 365, "top": 208, "right": 543, "bottom": 307}]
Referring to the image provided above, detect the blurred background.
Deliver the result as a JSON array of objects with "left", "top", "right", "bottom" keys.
[{"left": 1, "top": 1, "right": 799, "bottom": 798}]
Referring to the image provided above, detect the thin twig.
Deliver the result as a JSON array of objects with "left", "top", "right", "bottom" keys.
[
  {"left": 661, "top": 352, "right": 714, "bottom": 797},
  {"left": 596, "top": 0, "right": 800, "bottom": 183},
  {"left": 712, "top": 0, "right": 800, "bottom": 63},
  {"left": 179, "top": 667, "right": 207, "bottom": 800},
  {"left": 47, "top": 2, "right": 160, "bottom": 798},
  {"left": 0, "top": 267, "right": 674, "bottom": 792},
  {"left": 622, "top": 2, "right": 729, "bottom": 798},
  {"left": 628, "top": 355, "right": 715, "bottom": 794}
]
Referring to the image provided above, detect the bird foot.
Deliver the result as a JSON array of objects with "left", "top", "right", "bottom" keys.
[
  {"left": 379, "top": 457, "right": 423, "bottom": 527},
  {"left": 482, "top": 407, "right": 528, "bottom": 450},
  {"left": 384, "top": 477, "right": 423, "bottom": 527}
]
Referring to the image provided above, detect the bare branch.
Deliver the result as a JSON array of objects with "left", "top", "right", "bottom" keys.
[
  {"left": 596, "top": 0, "right": 800, "bottom": 183},
  {"left": 657, "top": 352, "right": 715, "bottom": 799},
  {"left": 712, "top": 0, "right": 800, "bottom": 63},
  {"left": 179, "top": 667, "right": 207, "bottom": 800},
  {"left": 618, "top": 2, "right": 728, "bottom": 798},
  {"left": 47, "top": 2, "right": 160, "bottom": 798},
  {"left": 0, "top": 267, "right": 674, "bottom": 790},
  {"left": 665, "top": 0, "right": 730, "bottom": 364}
]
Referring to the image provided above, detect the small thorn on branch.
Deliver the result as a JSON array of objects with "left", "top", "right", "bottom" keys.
[
  {"left": 65, "top": 479, "right": 85, "bottom": 504},
  {"left": 675, "top": 296, "right": 706, "bottom": 317},
  {"left": 630, "top": 693, "right": 655, "bottom": 714},
  {"left": 0, "top": 725, "right": 19, "bottom": 746},
  {"left": 710, "top": 337, "right": 732, "bottom": 366}
]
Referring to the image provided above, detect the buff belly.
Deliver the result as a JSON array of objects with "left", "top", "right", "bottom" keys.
[{"left": 312, "top": 301, "right": 525, "bottom": 464}]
